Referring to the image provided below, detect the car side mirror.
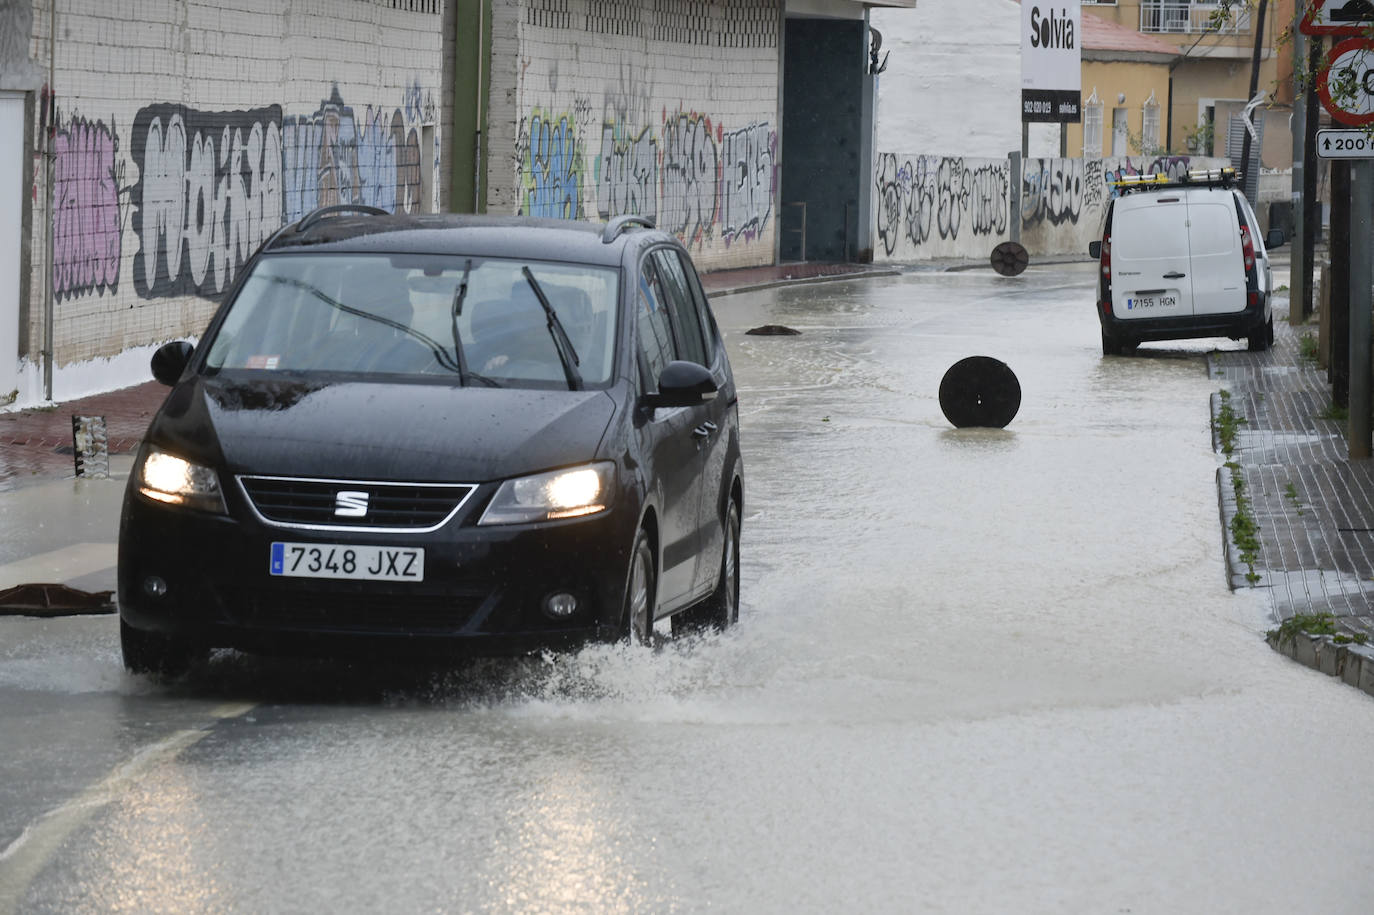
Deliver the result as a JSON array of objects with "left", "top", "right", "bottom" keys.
[
  {"left": 151, "top": 341, "right": 194, "bottom": 386},
  {"left": 646, "top": 360, "right": 718, "bottom": 409},
  {"left": 1088, "top": 241, "right": 1102, "bottom": 259},
  {"left": 1265, "top": 228, "right": 1286, "bottom": 249}
]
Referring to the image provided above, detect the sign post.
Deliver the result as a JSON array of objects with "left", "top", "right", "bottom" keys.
[
  {"left": 1021, "top": 3, "right": 1082, "bottom": 132},
  {"left": 1306, "top": 16, "right": 1374, "bottom": 458}
]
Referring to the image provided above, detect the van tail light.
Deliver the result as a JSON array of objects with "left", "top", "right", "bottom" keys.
[
  {"left": 1099, "top": 235, "right": 1112, "bottom": 314},
  {"left": 1239, "top": 225, "right": 1256, "bottom": 273}
]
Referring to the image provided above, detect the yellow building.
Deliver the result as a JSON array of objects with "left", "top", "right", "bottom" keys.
[
  {"left": 1072, "top": 11, "right": 1181, "bottom": 157},
  {"left": 1080, "top": 0, "right": 1294, "bottom": 166}
]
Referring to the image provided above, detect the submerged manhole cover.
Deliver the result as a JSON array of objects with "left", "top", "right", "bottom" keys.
[
  {"left": 938, "top": 356, "right": 1022, "bottom": 428},
  {"left": 0, "top": 583, "right": 116, "bottom": 617}
]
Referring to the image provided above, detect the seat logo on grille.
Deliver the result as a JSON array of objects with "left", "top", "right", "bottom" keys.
[{"left": 334, "top": 491, "right": 370, "bottom": 518}]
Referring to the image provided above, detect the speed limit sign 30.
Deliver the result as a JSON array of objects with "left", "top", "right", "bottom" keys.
[{"left": 1319, "top": 38, "right": 1374, "bottom": 127}]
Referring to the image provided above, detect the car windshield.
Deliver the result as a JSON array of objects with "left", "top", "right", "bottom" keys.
[{"left": 202, "top": 253, "right": 620, "bottom": 388}]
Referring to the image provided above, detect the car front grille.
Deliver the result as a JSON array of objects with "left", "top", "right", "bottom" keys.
[{"left": 237, "top": 475, "right": 477, "bottom": 531}]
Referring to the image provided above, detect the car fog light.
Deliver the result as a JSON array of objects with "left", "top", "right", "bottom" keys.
[
  {"left": 144, "top": 576, "right": 168, "bottom": 598},
  {"left": 543, "top": 592, "right": 579, "bottom": 618}
]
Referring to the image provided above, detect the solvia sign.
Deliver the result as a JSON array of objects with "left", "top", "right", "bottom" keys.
[{"left": 1023, "top": 2, "right": 1082, "bottom": 123}]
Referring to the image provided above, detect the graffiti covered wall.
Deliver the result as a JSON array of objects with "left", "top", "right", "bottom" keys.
[
  {"left": 490, "top": 0, "right": 781, "bottom": 272},
  {"left": 23, "top": 0, "right": 443, "bottom": 394},
  {"left": 873, "top": 152, "right": 1229, "bottom": 263}
]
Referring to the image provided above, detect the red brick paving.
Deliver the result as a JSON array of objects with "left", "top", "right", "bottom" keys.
[{"left": 0, "top": 381, "right": 166, "bottom": 483}]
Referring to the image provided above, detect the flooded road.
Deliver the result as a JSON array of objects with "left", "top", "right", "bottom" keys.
[{"left": 4, "top": 264, "right": 1374, "bottom": 913}]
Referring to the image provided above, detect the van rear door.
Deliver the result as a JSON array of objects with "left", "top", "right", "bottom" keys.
[
  {"left": 1187, "top": 197, "right": 1245, "bottom": 316},
  {"left": 1109, "top": 195, "right": 1191, "bottom": 321}
]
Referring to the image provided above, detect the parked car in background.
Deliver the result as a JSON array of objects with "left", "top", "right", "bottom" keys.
[
  {"left": 1089, "top": 168, "right": 1285, "bottom": 356},
  {"left": 118, "top": 209, "right": 743, "bottom": 673}
]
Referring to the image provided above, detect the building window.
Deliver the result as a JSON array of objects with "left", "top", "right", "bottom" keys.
[
  {"left": 1140, "top": 2, "right": 1250, "bottom": 35},
  {"left": 586, "top": 0, "right": 643, "bottom": 37},
  {"left": 1083, "top": 89, "right": 1103, "bottom": 157},
  {"left": 528, "top": 0, "right": 572, "bottom": 30},
  {"left": 1142, "top": 91, "right": 1161, "bottom": 154},
  {"left": 653, "top": 0, "right": 714, "bottom": 45}
]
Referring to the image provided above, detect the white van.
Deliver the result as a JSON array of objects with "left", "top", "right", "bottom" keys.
[{"left": 1088, "top": 169, "right": 1285, "bottom": 356}]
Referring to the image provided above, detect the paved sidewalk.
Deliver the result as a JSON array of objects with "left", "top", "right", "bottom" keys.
[
  {"left": 0, "top": 262, "right": 895, "bottom": 487},
  {"left": 1208, "top": 306, "right": 1374, "bottom": 692}
]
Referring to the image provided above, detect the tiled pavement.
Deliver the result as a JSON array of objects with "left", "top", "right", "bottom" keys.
[{"left": 1209, "top": 306, "right": 1374, "bottom": 690}]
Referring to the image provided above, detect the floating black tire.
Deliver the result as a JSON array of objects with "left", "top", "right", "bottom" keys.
[
  {"left": 938, "top": 356, "right": 1022, "bottom": 429},
  {"left": 990, "top": 242, "right": 1030, "bottom": 277}
]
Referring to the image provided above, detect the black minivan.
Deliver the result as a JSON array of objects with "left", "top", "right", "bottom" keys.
[{"left": 118, "top": 209, "right": 743, "bottom": 673}]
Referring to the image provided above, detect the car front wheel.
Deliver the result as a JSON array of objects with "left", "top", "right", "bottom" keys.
[
  {"left": 623, "top": 528, "right": 656, "bottom": 646},
  {"left": 120, "top": 619, "right": 202, "bottom": 677}
]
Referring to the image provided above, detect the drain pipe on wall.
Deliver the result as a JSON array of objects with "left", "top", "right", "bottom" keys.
[
  {"left": 473, "top": 0, "right": 484, "bottom": 212},
  {"left": 42, "top": 0, "right": 56, "bottom": 402}
]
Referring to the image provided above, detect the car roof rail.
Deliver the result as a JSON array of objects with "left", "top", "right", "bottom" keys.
[
  {"left": 297, "top": 204, "right": 390, "bottom": 233},
  {"left": 602, "top": 214, "right": 655, "bottom": 244}
]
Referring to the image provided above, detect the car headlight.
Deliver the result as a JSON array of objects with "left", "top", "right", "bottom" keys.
[
  {"left": 136, "top": 446, "right": 226, "bottom": 514},
  {"left": 478, "top": 462, "right": 615, "bottom": 525}
]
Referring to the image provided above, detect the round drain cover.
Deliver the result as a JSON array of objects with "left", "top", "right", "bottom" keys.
[
  {"left": 938, "top": 356, "right": 1021, "bottom": 428},
  {"left": 990, "top": 241, "right": 1029, "bottom": 277}
]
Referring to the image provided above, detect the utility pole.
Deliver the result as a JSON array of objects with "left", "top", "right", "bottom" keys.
[
  {"left": 1238, "top": 0, "right": 1268, "bottom": 196},
  {"left": 1301, "top": 36, "right": 1322, "bottom": 324},
  {"left": 1290, "top": 11, "right": 1307, "bottom": 324},
  {"left": 1350, "top": 159, "right": 1372, "bottom": 458}
]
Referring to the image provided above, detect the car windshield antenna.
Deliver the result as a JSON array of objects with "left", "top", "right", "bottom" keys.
[{"left": 521, "top": 266, "right": 583, "bottom": 391}]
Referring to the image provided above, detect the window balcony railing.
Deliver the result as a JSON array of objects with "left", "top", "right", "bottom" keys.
[{"left": 1140, "top": 1, "right": 1251, "bottom": 35}]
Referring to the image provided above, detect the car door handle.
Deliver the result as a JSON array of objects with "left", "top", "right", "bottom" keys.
[
  {"left": 1163, "top": 271, "right": 1186, "bottom": 279},
  {"left": 692, "top": 421, "right": 718, "bottom": 439}
]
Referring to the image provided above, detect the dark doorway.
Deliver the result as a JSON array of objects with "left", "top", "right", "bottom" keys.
[{"left": 781, "top": 17, "right": 865, "bottom": 262}]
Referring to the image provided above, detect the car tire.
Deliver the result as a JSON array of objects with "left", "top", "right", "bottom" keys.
[
  {"left": 120, "top": 619, "right": 201, "bottom": 677},
  {"left": 1248, "top": 317, "right": 1272, "bottom": 352},
  {"left": 623, "top": 528, "right": 656, "bottom": 646},
  {"left": 1101, "top": 330, "right": 1123, "bottom": 356},
  {"left": 673, "top": 498, "right": 741, "bottom": 635}
]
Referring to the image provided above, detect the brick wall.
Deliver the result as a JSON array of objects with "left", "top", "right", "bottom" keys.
[
  {"left": 487, "top": 0, "right": 781, "bottom": 272},
  {"left": 25, "top": 0, "right": 444, "bottom": 370}
]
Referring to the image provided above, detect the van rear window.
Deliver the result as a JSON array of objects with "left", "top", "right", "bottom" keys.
[
  {"left": 1113, "top": 201, "right": 1188, "bottom": 259},
  {"left": 1186, "top": 203, "right": 1238, "bottom": 258}
]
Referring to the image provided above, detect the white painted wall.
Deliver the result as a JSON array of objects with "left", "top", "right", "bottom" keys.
[
  {"left": 873, "top": 151, "right": 1229, "bottom": 263},
  {"left": 872, "top": 0, "right": 1062, "bottom": 159}
]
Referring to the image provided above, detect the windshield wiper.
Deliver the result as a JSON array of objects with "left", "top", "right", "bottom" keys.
[
  {"left": 521, "top": 266, "right": 583, "bottom": 391},
  {"left": 450, "top": 258, "right": 492, "bottom": 387}
]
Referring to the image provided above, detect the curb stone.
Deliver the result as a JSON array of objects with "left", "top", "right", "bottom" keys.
[{"left": 1264, "top": 630, "right": 1374, "bottom": 697}]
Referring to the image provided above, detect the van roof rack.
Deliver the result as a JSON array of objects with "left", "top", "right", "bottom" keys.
[{"left": 1110, "top": 166, "right": 1242, "bottom": 195}]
